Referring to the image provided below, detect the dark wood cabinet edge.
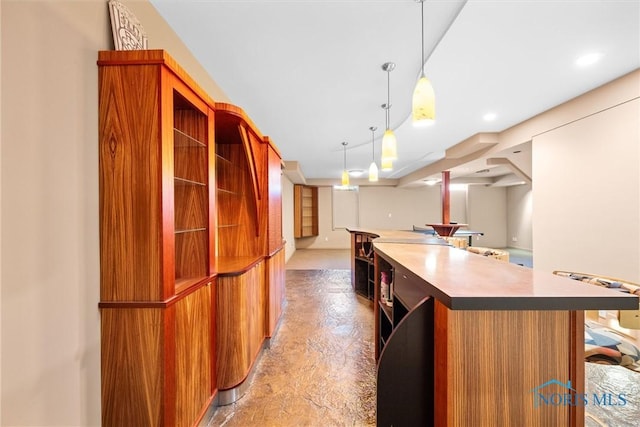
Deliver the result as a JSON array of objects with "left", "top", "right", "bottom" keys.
[
  {"left": 99, "top": 277, "right": 215, "bottom": 309},
  {"left": 266, "top": 243, "right": 285, "bottom": 258},
  {"left": 99, "top": 250, "right": 284, "bottom": 308},
  {"left": 98, "top": 50, "right": 216, "bottom": 110},
  {"left": 215, "top": 102, "right": 276, "bottom": 155},
  {"left": 216, "top": 255, "right": 265, "bottom": 277}
]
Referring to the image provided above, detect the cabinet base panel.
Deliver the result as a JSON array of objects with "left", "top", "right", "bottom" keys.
[{"left": 218, "top": 339, "right": 270, "bottom": 405}]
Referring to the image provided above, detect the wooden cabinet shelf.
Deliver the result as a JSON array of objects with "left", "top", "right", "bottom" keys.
[{"left": 293, "top": 184, "right": 318, "bottom": 237}]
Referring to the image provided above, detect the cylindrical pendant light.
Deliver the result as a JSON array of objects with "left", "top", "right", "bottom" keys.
[
  {"left": 381, "top": 156, "right": 393, "bottom": 172},
  {"left": 412, "top": 0, "right": 435, "bottom": 126},
  {"left": 341, "top": 142, "right": 349, "bottom": 186},
  {"left": 381, "top": 62, "right": 398, "bottom": 162},
  {"left": 368, "top": 126, "right": 378, "bottom": 182}
]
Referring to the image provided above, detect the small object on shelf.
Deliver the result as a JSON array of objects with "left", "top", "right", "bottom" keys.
[
  {"left": 381, "top": 272, "right": 393, "bottom": 307},
  {"left": 381, "top": 272, "right": 390, "bottom": 302}
]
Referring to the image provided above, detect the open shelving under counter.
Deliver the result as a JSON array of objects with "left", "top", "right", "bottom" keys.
[{"left": 347, "top": 228, "right": 446, "bottom": 303}]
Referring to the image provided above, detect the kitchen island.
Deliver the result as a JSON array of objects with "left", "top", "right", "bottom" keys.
[{"left": 347, "top": 229, "right": 638, "bottom": 427}]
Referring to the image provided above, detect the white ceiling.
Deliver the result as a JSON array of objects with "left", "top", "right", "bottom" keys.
[{"left": 150, "top": 0, "right": 639, "bottom": 186}]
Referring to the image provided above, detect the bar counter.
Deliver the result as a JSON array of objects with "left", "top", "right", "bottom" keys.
[
  {"left": 347, "top": 228, "right": 638, "bottom": 427},
  {"left": 348, "top": 227, "right": 638, "bottom": 311},
  {"left": 374, "top": 241, "right": 638, "bottom": 311}
]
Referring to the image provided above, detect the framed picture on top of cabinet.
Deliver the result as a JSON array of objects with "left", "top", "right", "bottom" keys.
[{"left": 108, "top": 0, "right": 148, "bottom": 51}]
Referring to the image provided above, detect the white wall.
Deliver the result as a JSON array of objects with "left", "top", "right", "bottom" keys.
[
  {"left": 296, "top": 184, "right": 511, "bottom": 249},
  {"left": 533, "top": 98, "right": 640, "bottom": 280},
  {"left": 359, "top": 185, "right": 442, "bottom": 230},
  {"left": 467, "top": 186, "right": 508, "bottom": 248},
  {"left": 281, "top": 175, "right": 296, "bottom": 262},
  {"left": 507, "top": 184, "right": 533, "bottom": 250},
  {"left": 1, "top": 1, "right": 229, "bottom": 425}
]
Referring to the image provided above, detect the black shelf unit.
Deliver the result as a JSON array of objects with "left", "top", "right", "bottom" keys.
[
  {"left": 374, "top": 252, "right": 435, "bottom": 427},
  {"left": 353, "top": 233, "right": 376, "bottom": 300}
]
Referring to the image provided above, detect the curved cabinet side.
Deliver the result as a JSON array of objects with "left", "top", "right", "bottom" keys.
[
  {"left": 216, "top": 261, "right": 266, "bottom": 391},
  {"left": 377, "top": 297, "right": 434, "bottom": 427}
]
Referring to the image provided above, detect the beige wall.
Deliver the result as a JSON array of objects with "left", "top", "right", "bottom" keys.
[
  {"left": 506, "top": 184, "right": 533, "bottom": 251},
  {"left": 282, "top": 175, "right": 296, "bottom": 262},
  {"left": 0, "top": 1, "right": 228, "bottom": 425},
  {"left": 533, "top": 98, "right": 640, "bottom": 280},
  {"left": 467, "top": 186, "right": 507, "bottom": 248},
  {"left": 295, "top": 184, "right": 509, "bottom": 249}
]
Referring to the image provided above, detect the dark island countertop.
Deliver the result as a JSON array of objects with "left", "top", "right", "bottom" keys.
[
  {"left": 373, "top": 241, "right": 638, "bottom": 311},
  {"left": 345, "top": 228, "right": 638, "bottom": 311}
]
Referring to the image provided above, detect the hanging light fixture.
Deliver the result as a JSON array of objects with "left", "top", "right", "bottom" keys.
[
  {"left": 341, "top": 141, "right": 349, "bottom": 186},
  {"left": 412, "top": 0, "right": 435, "bottom": 126},
  {"left": 368, "top": 126, "right": 379, "bottom": 182},
  {"left": 381, "top": 156, "right": 393, "bottom": 172},
  {"left": 381, "top": 62, "right": 398, "bottom": 162},
  {"left": 380, "top": 103, "right": 395, "bottom": 171}
]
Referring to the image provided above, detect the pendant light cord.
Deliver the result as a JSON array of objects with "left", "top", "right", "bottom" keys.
[
  {"left": 386, "top": 70, "right": 391, "bottom": 128},
  {"left": 342, "top": 142, "right": 347, "bottom": 169},
  {"left": 420, "top": 0, "right": 425, "bottom": 78},
  {"left": 371, "top": 127, "right": 376, "bottom": 160}
]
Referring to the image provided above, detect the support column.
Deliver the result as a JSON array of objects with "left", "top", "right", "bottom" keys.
[{"left": 441, "top": 170, "right": 450, "bottom": 224}]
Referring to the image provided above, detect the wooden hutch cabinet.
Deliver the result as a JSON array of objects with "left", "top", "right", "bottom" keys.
[{"left": 98, "top": 50, "right": 284, "bottom": 426}]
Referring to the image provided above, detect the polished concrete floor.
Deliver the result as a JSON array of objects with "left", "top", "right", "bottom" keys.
[
  {"left": 284, "top": 249, "right": 351, "bottom": 270},
  {"left": 204, "top": 247, "right": 636, "bottom": 426},
  {"left": 205, "top": 269, "right": 376, "bottom": 426}
]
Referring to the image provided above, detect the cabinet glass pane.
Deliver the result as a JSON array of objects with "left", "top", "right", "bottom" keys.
[{"left": 174, "top": 91, "right": 209, "bottom": 290}]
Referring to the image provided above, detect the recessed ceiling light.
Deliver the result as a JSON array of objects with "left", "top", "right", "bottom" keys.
[
  {"left": 348, "top": 169, "right": 364, "bottom": 177},
  {"left": 423, "top": 179, "right": 439, "bottom": 186},
  {"left": 576, "top": 52, "right": 602, "bottom": 67},
  {"left": 483, "top": 112, "right": 497, "bottom": 121}
]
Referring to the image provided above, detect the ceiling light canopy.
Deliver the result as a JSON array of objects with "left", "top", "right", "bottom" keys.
[{"left": 412, "top": 0, "right": 435, "bottom": 126}]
